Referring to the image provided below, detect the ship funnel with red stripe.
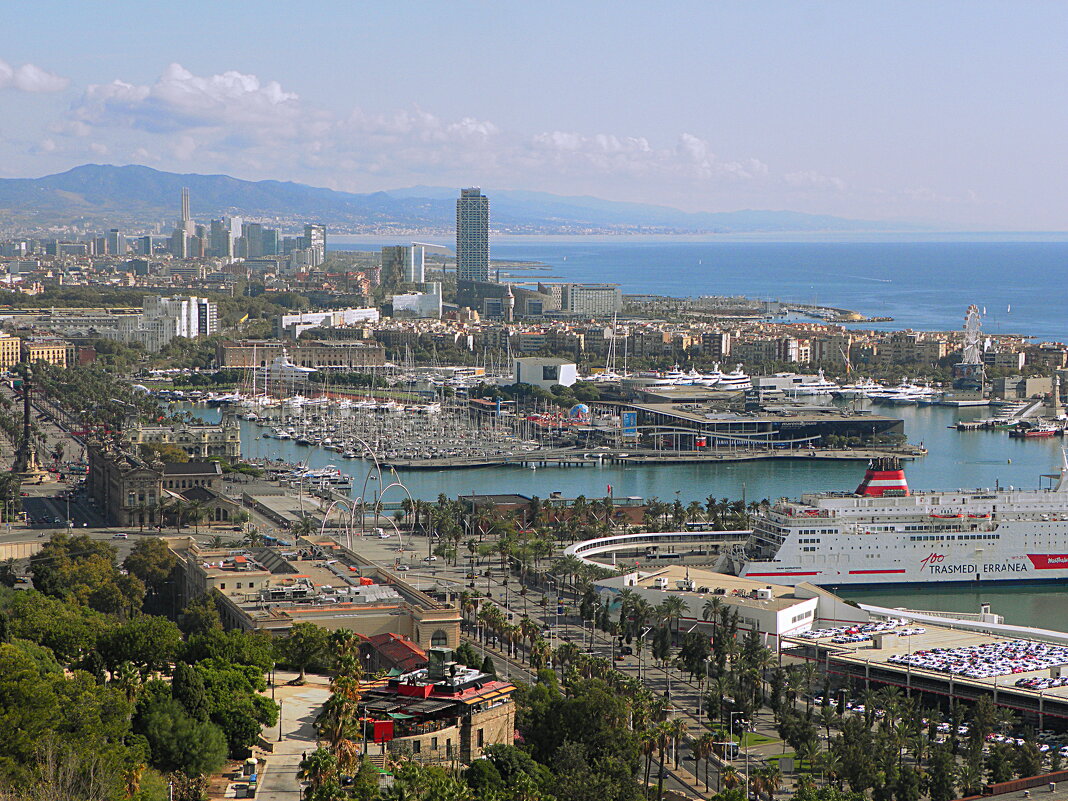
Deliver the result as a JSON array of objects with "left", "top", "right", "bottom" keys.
[{"left": 855, "top": 457, "right": 910, "bottom": 497}]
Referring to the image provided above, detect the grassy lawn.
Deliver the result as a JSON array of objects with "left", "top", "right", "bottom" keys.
[
  {"left": 699, "top": 726, "right": 780, "bottom": 748},
  {"left": 766, "top": 753, "right": 816, "bottom": 774},
  {"left": 740, "top": 732, "right": 778, "bottom": 747}
]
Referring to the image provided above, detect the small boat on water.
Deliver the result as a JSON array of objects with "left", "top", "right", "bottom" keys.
[{"left": 1010, "top": 424, "right": 1059, "bottom": 439}]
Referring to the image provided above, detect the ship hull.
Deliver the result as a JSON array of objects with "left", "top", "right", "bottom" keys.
[
  {"left": 733, "top": 456, "right": 1068, "bottom": 587},
  {"left": 739, "top": 543, "right": 1068, "bottom": 586}
]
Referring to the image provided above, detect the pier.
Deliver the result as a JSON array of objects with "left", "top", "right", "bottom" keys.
[{"left": 380, "top": 444, "right": 925, "bottom": 470}]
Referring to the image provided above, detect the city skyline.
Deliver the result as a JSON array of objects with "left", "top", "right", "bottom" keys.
[{"left": 1, "top": 2, "right": 1066, "bottom": 230}]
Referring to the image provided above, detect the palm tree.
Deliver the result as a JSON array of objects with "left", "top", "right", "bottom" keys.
[
  {"left": 815, "top": 750, "right": 843, "bottom": 788},
  {"left": 752, "top": 764, "right": 783, "bottom": 801},
  {"left": 799, "top": 660, "right": 819, "bottom": 712},
  {"left": 243, "top": 527, "right": 265, "bottom": 547},
  {"left": 819, "top": 704, "right": 838, "bottom": 744},
  {"left": 708, "top": 674, "right": 732, "bottom": 723},
  {"left": 168, "top": 499, "right": 188, "bottom": 534},
  {"left": 111, "top": 661, "right": 142, "bottom": 702},
  {"left": 641, "top": 727, "right": 658, "bottom": 793},
  {"left": 133, "top": 503, "right": 148, "bottom": 533},
  {"left": 720, "top": 764, "right": 742, "bottom": 790},
  {"left": 667, "top": 718, "right": 687, "bottom": 769},
  {"left": 694, "top": 731, "right": 717, "bottom": 792},
  {"left": 529, "top": 638, "right": 551, "bottom": 670},
  {"left": 299, "top": 748, "right": 339, "bottom": 794},
  {"left": 958, "top": 759, "right": 984, "bottom": 796},
  {"left": 796, "top": 738, "right": 819, "bottom": 772},
  {"left": 703, "top": 596, "right": 723, "bottom": 622},
  {"left": 658, "top": 595, "right": 688, "bottom": 642},
  {"left": 654, "top": 720, "right": 674, "bottom": 801},
  {"left": 187, "top": 500, "right": 207, "bottom": 534},
  {"left": 518, "top": 616, "right": 538, "bottom": 663},
  {"left": 291, "top": 516, "right": 317, "bottom": 539}
]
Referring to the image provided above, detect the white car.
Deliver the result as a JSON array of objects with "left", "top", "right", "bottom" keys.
[
  {"left": 112, "top": 533, "right": 129, "bottom": 539},
  {"left": 423, "top": 556, "right": 438, "bottom": 562}
]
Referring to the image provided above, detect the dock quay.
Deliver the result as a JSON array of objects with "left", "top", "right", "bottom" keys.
[{"left": 380, "top": 445, "right": 925, "bottom": 470}]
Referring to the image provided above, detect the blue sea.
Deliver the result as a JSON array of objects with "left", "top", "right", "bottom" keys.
[{"left": 330, "top": 233, "right": 1068, "bottom": 342}]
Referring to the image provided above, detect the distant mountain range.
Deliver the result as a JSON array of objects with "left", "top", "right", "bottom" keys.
[{"left": 0, "top": 164, "right": 916, "bottom": 234}]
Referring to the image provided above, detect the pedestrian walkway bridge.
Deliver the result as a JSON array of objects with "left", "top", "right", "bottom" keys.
[{"left": 563, "top": 529, "right": 750, "bottom": 569}]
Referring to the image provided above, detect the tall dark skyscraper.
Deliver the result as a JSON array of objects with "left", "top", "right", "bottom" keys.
[{"left": 456, "top": 187, "right": 489, "bottom": 282}]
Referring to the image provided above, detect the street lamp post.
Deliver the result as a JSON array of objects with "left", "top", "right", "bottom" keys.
[
  {"left": 729, "top": 712, "right": 744, "bottom": 764},
  {"left": 697, "top": 657, "right": 711, "bottom": 717}
]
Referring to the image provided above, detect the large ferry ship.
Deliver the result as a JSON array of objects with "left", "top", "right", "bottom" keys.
[{"left": 726, "top": 456, "right": 1068, "bottom": 586}]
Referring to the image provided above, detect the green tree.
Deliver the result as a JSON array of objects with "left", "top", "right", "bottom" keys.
[
  {"left": 193, "top": 657, "right": 277, "bottom": 757},
  {"left": 927, "top": 744, "right": 958, "bottom": 801},
  {"left": 986, "top": 744, "right": 1015, "bottom": 784},
  {"left": 177, "top": 592, "right": 223, "bottom": 637},
  {"left": 2, "top": 589, "right": 111, "bottom": 665},
  {"left": 895, "top": 766, "right": 922, "bottom": 801},
  {"left": 275, "top": 621, "right": 329, "bottom": 683},
  {"left": 123, "top": 538, "right": 178, "bottom": 599},
  {"left": 1015, "top": 737, "right": 1043, "bottom": 779},
  {"left": 29, "top": 532, "right": 145, "bottom": 616},
  {"left": 0, "top": 642, "right": 134, "bottom": 790},
  {"left": 182, "top": 628, "right": 274, "bottom": 672},
  {"left": 134, "top": 692, "right": 228, "bottom": 777},
  {"left": 171, "top": 662, "right": 210, "bottom": 722},
  {"left": 98, "top": 615, "right": 183, "bottom": 676}
]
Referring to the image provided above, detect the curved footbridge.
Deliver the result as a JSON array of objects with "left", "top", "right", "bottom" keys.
[{"left": 563, "top": 528, "right": 750, "bottom": 570}]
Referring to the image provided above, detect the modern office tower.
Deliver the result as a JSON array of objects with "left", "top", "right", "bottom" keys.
[
  {"left": 171, "top": 187, "right": 195, "bottom": 256},
  {"left": 106, "top": 229, "right": 126, "bottom": 256},
  {"left": 261, "top": 228, "right": 279, "bottom": 257},
  {"left": 456, "top": 187, "right": 489, "bottom": 282},
  {"left": 380, "top": 246, "right": 406, "bottom": 285},
  {"left": 209, "top": 219, "right": 233, "bottom": 258},
  {"left": 242, "top": 223, "right": 264, "bottom": 258},
  {"left": 138, "top": 235, "right": 153, "bottom": 256},
  {"left": 169, "top": 228, "right": 188, "bottom": 258},
  {"left": 304, "top": 223, "right": 326, "bottom": 266},
  {"left": 241, "top": 223, "right": 279, "bottom": 258},
  {"left": 405, "top": 244, "right": 425, "bottom": 283},
  {"left": 379, "top": 244, "right": 424, "bottom": 284}
]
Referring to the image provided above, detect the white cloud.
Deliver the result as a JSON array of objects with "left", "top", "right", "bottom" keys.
[
  {"left": 784, "top": 170, "right": 847, "bottom": 192},
  {"left": 0, "top": 58, "right": 68, "bottom": 93},
  {"left": 72, "top": 62, "right": 301, "bottom": 134},
  {"left": 53, "top": 63, "right": 872, "bottom": 207}
]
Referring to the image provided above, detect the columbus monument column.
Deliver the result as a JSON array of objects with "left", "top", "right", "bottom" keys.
[{"left": 12, "top": 365, "right": 50, "bottom": 483}]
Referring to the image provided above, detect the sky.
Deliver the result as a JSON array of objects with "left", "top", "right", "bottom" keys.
[{"left": 0, "top": 1, "right": 1066, "bottom": 229}]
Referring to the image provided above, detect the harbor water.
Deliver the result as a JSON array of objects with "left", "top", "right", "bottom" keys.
[{"left": 190, "top": 402, "right": 1068, "bottom": 630}]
